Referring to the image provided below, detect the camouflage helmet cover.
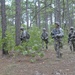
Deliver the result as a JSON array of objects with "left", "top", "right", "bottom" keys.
[
  {"left": 70, "top": 27, "right": 74, "bottom": 30},
  {"left": 55, "top": 22, "right": 60, "bottom": 26},
  {"left": 20, "top": 27, "right": 24, "bottom": 30},
  {"left": 43, "top": 28, "right": 46, "bottom": 31},
  {"left": 74, "top": 31, "right": 75, "bottom": 33},
  {"left": 73, "top": 31, "right": 75, "bottom": 35}
]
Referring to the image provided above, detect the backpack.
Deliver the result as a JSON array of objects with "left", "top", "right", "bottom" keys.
[
  {"left": 21, "top": 30, "right": 30, "bottom": 41},
  {"left": 23, "top": 30, "right": 27, "bottom": 38},
  {"left": 26, "top": 32, "right": 30, "bottom": 39}
]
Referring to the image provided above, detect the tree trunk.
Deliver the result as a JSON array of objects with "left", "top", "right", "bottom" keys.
[
  {"left": 1, "top": 0, "right": 8, "bottom": 55},
  {"left": 62, "top": 0, "right": 65, "bottom": 23},
  {"left": 50, "top": 0, "right": 53, "bottom": 25},
  {"left": 50, "top": 12, "right": 53, "bottom": 25},
  {"left": 71, "top": 0, "right": 74, "bottom": 27},
  {"left": 54, "top": 0, "right": 61, "bottom": 26},
  {"left": 26, "top": 0, "right": 29, "bottom": 29},
  {"left": 44, "top": 0, "right": 48, "bottom": 31},
  {"left": 37, "top": 0, "right": 41, "bottom": 28},
  {"left": 66, "top": 0, "right": 72, "bottom": 28},
  {"left": 34, "top": 1, "right": 37, "bottom": 26},
  {"left": 15, "top": 0, "right": 21, "bottom": 46}
]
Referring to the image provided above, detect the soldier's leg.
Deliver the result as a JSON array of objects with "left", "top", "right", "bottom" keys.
[
  {"left": 54, "top": 40, "right": 60, "bottom": 57},
  {"left": 42, "top": 40, "right": 44, "bottom": 49},
  {"left": 46, "top": 44, "right": 48, "bottom": 49},
  {"left": 73, "top": 39, "right": 75, "bottom": 51},
  {"left": 55, "top": 41, "right": 62, "bottom": 58},
  {"left": 59, "top": 41, "right": 63, "bottom": 49},
  {"left": 59, "top": 41, "right": 63, "bottom": 57},
  {"left": 69, "top": 41, "right": 73, "bottom": 51},
  {"left": 56, "top": 42, "right": 61, "bottom": 58},
  {"left": 72, "top": 41, "right": 75, "bottom": 51},
  {"left": 54, "top": 40, "right": 57, "bottom": 52},
  {"left": 22, "top": 38, "right": 28, "bottom": 50},
  {"left": 45, "top": 39, "right": 48, "bottom": 49}
]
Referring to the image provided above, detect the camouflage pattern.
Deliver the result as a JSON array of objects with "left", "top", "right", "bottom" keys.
[
  {"left": 55, "top": 22, "right": 60, "bottom": 26},
  {"left": 68, "top": 27, "right": 75, "bottom": 51},
  {"left": 69, "top": 30, "right": 75, "bottom": 51},
  {"left": 68, "top": 27, "right": 74, "bottom": 43},
  {"left": 20, "top": 30, "right": 30, "bottom": 42},
  {"left": 51, "top": 27, "right": 64, "bottom": 58},
  {"left": 41, "top": 28, "right": 48, "bottom": 49}
]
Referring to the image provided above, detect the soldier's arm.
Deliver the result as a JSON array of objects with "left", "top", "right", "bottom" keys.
[
  {"left": 51, "top": 30, "right": 55, "bottom": 38},
  {"left": 68, "top": 32, "right": 72, "bottom": 43},
  {"left": 20, "top": 34, "right": 23, "bottom": 40},
  {"left": 26, "top": 31, "right": 30, "bottom": 39},
  {"left": 68, "top": 32, "right": 71, "bottom": 37},
  {"left": 41, "top": 33, "right": 44, "bottom": 40},
  {"left": 45, "top": 32, "right": 48, "bottom": 39},
  {"left": 58, "top": 28, "right": 64, "bottom": 37}
]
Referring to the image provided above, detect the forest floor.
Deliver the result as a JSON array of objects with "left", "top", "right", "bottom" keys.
[{"left": 0, "top": 45, "right": 75, "bottom": 75}]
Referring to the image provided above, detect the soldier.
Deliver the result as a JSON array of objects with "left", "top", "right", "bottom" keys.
[
  {"left": 20, "top": 27, "right": 30, "bottom": 43},
  {"left": 68, "top": 27, "right": 75, "bottom": 51},
  {"left": 41, "top": 28, "right": 48, "bottom": 49},
  {"left": 51, "top": 22, "right": 64, "bottom": 58}
]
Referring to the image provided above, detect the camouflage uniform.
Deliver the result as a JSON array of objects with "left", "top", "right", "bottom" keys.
[
  {"left": 68, "top": 27, "right": 74, "bottom": 51},
  {"left": 51, "top": 22, "right": 64, "bottom": 58},
  {"left": 41, "top": 28, "right": 48, "bottom": 49},
  {"left": 20, "top": 27, "right": 30, "bottom": 43}
]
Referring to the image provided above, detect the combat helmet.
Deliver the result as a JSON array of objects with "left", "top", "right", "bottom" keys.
[
  {"left": 55, "top": 22, "right": 60, "bottom": 26},
  {"left": 43, "top": 28, "right": 46, "bottom": 31},
  {"left": 70, "top": 27, "right": 74, "bottom": 30},
  {"left": 20, "top": 26, "right": 24, "bottom": 31}
]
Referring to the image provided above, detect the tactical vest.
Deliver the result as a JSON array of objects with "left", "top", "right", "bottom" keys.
[
  {"left": 42, "top": 32, "right": 48, "bottom": 40},
  {"left": 53, "top": 28, "right": 60, "bottom": 35}
]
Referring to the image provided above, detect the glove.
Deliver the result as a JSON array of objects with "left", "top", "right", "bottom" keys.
[
  {"left": 41, "top": 37, "right": 44, "bottom": 40},
  {"left": 45, "top": 37, "right": 48, "bottom": 39},
  {"left": 55, "top": 34, "right": 60, "bottom": 38}
]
